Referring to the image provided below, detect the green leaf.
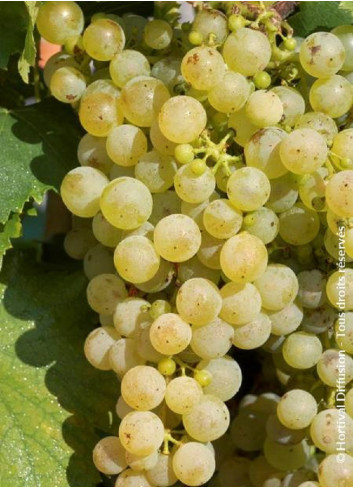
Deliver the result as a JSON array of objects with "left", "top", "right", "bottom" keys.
[
  {"left": 18, "top": 2, "right": 39, "bottom": 83},
  {"left": 0, "top": 250, "right": 119, "bottom": 486},
  {"left": 0, "top": 214, "right": 22, "bottom": 267},
  {"left": 0, "top": 2, "right": 29, "bottom": 69},
  {"left": 0, "top": 99, "right": 82, "bottom": 225},
  {"left": 289, "top": 1, "right": 353, "bottom": 37}
]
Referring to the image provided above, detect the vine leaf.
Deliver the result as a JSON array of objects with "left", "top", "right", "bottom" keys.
[{"left": 18, "top": 2, "right": 39, "bottom": 83}]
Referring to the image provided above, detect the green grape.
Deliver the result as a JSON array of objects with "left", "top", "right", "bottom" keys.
[
  {"left": 149, "top": 300, "right": 171, "bottom": 320},
  {"left": 125, "top": 450, "right": 159, "bottom": 472},
  {"left": 115, "top": 469, "right": 152, "bottom": 486},
  {"left": 100, "top": 177, "right": 153, "bottom": 230},
  {"left": 264, "top": 438, "right": 311, "bottom": 471},
  {"left": 220, "top": 281, "right": 262, "bottom": 326},
  {"left": 165, "top": 376, "right": 203, "bottom": 415},
  {"left": 113, "top": 298, "right": 151, "bottom": 338},
  {"left": 194, "top": 368, "right": 212, "bottom": 387},
  {"left": 227, "top": 167, "right": 271, "bottom": 211},
  {"left": 177, "top": 256, "right": 220, "bottom": 285},
  {"left": 242, "top": 207, "right": 279, "bottom": 244},
  {"left": 297, "top": 270, "right": 326, "bottom": 309},
  {"left": 299, "top": 31, "right": 345, "bottom": 78},
  {"left": 172, "top": 442, "right": 215, "bottom": 487},
  {"left": 79, "top": 90, "right": 124, "bottom": 137},
  {"left": 146, "top": 453, "right": 178, "bottom": 486},
  {"left": 317, "top": 349, "right": 353, "bottom": 386},
  {"left": 266, "top": 415, "right": 306, "bottom": 446},
  {"left": 135, "top": 259, "right": 174, "bottom": 294},
  {"left": 157, "top": 357, "right": 176, "bottom": 376},
  {"left": 217, "top": 457, "right": 252, "bottom": 487},
  {"left": 176, "top": 277, "right": 222, "bottom": 326},
  {"left": 154, "top": 214, "right": 201, "bottom": 262},
  {"left": 50, "top": 66, "right": 86, "bottom": 103},
  {"left": 78, "top": 133, "right": 113, "bottom": 174},
  {"left": 326, "top": 269, "right": 353, "bottom": 310},
  {"left": 143, "top": 19, "right": 173, "bottom": 50},
  {"left": 106, "top": 124, "right": 147, "bottom": 167},
  {"left": 182, "top": 46, "right": 226, "bottom": 92},
  {"left": 318, "top": 454, "right": 353, "bottom": 487},
  {"left": 295, "top": 111, "right": 338, "bottom": 144},
  {"left": 151, "top": 57, "right": 183, "bottom": 93},
  {"left": 181, "top": 192, "right": 218, "bottom": 230},
  {"left": 309, "top": 75, "right": 353, "bottom": 118},
  {"left": 232, "top": 313, "right": 272, "bottom": 350},
  {"left": 332, "top": 25, "right": 353, "bottom": 71},
  {"left": 110, "top": 338, "right": 146, "bottom": 378},
  {"left": 253, "top": 71, "right": 271, "bottom": 89},
  {"left": 279, "top": 204, "right": 320, "bottom": 245},
  {"left": 266, "top": 174, "right": 299, "bottom": 213},
  {"left": 92, "top": 211, "right": 122, "bottom": 248},
  {"left": 208, "top": 71, "right": 250, "bottom": 113},
  {"left": 114, "top": 236, "right": 160, "bottom": 284},
  {"left": 223, "top": 27, "right": 271, "bottom": 76},
  {"left": 109, "top": 49, "right": 150, "bottom": 88},
  {"left": 121, "top": 365, "right": 166, "bottom": 411},
  {"left": 298, "top": 167, "right": 328, "bottom": 212},
  {"left": 116, "top": 395, "right": 133, "bottom": 419},
  {"left": 61, "top": 166, "right": 109, "bottom": 218},
  {"left": 302, "top": 304, "right": 336, "bottom": 334},
  {"left": 109, "top": 164, "right": 135, "bottom": 180},
  {"left": 324, "top": 228, "right": 353, "bottom": 262},
  {"left": 43, "top": 52, "right": 80, "bottom": 87},
  {"left": 220, "top": 232, "right": 268, "bottom": 283},
  {"left": 197, "top": 356, "right": 241, "bottom": 401},
  {"left": 254, "top": 264, "right": 299, "bottom": 311},
  {"left": 183, "top": 394, "right": 230, "bottom": 442},
  {"left": 245, "top": 90, "right": 283, "bottom": 128},
  {"left": 203, "top": 199, "right": 242, "bottom": 239},
  {"left": 122, "top": 222, "right": 154, "bottom": 241},
  {"left": 83, "top": 243, "right": 115, "bottom": 279},
  {"left": 93, "top": 436, "right": 127, "bottom": 475},
  {"left": 192, "top": 8, "right": 228, "bottom": 44},
  {"left": 120, "top": 76, "right": 170, "bottom": 127},
  {"left": 311, "top": 408, "right": 353, "bottom": 453},
  {"left": 83, "top": 19, "right": 125, "bottom": 61},
  {"left": 282, "top": 332, "right": 323, "bottom": 369},
  {"left": 159, "top": 96, "right": 207, "bottom": 144},
  {"left": 277, "top": 389, "right": 317, "bottom": 430},
  {"left": 197, "top": 230, "right": 224, "bottom": 270},
  {"left": 230, "top": 411, "right": 267, "bottom": 451},
  {"left": 228, "top": 106, "right": 258, "bottom": 147},
  {"left": 280, "top": 128, "right": 327, "bottom": 175},
  {"left": 335, "top": 311, "right": 353, "bottom": 353},
  {"left": 135, "top": 150, "right": 177, "bottom": 193},
  {"left": 271, "top": 86, "right": 305, "bottom": 127},
  {"left": 36, "top": 1, "right": 84, "bottom": 45},
  {"left": 149, "top": 313, "right": 192, "bottom": 355},
  {"left": 326, "top": 170, "right": 353, "bottom": 218},
  {"left": 244, "top": 127, "right": 288, "bottom": 179},
  {"left": 119, "top": 411, "right": 164, "bottom": 457},
  {"left": 64, "top": 228, "right": 97, "bottom": 260},
  {"left": 122, "top": 13, "right": 147, "bottom": 45},
  {"left": 149, "top": 120, "right": 177, "bottom": 157},
  {"left": 174, "top": 144, "right": 194, "bottom": 165},
  {"left": 248, "top": 456, "right": 281, "bottom": 487},
  {"left": 266, "top": 301, "right": 303, "bottom": 336},
  {"left": 149, "top": 191, "right": 181, "bottom": 226},
  {"left": 84, "top": 326, "right": 121, "bottom": 370},
  {"left": 191, "top": 318, "right": 234, "bottom": 359},
  {"left": 86, "top": 273, "right": 128, "bottom": 315}
]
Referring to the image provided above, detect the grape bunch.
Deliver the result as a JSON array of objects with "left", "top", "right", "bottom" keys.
[{"left": 37, "top": 1, "right": 353, "bottom": 486}]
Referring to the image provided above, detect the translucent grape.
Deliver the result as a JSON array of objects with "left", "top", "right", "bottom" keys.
[
  {"left": 220, "top": 232, "right": 268, "bottom": 283},
  {"left": 202, "top": 199, "right": 242, "bottom": 240},
  {"left": 295, "top": 111, "right": 338, "bottom": 144},
  {"left": 172, "top": 442, "right": 216, "bottom": 487},
  {"left": 100, "top": 177, "right": 153, "bottom": 230},
  {"left": 283, "top": 332, "right": 323, "bottom": 369},
  {"left": 208, "top": 72, "right": 250, "bottom": 113},
  {"left": 181, "top": 46, "right": 226, "bottom": 91},
  {"left": 302, "top": 304, "right": 336, "bottom": 334},
  {"left": 245, "top": 90, "right": 283, "bottom": 128},
  {"left": 150, "top": 191, "right": 181, "bottom": 226},
  {"left": 50, "top": 66, "right": 86, "bottom": 104},
  {"left": 121, "top": 366, "right": 166, "bottom": 411},
  {"left": 318, "top": 454, "right": 353, "bottom": 487},
  {"left": 232, "top": 313, "right": 272, "bottom": 349},
  {"left": 266, "top": 415, "right": 306, "bottom": 446},
  {"left": 277, "top": 389, "right": 317, "bottom": 430},
  {"left": 165, "top": 376, "right": 203, "bottom": 415},
  {"left": 197, "top": 356, "right": 242, "bottom": 401},
  {"left": 192, "top": 8, "right": 228, "bottom": 44},
  {"left": 311, "top": 408, "right": 353, "bottom": 453},
  {"left": 83, "top": 243, "right": 115, "bottom": 279},
  {"left": 149, "top": 120, "right": 177, "bottom": 157},
  {"left": 299, "top": 32, "right": 345, "bottom": 78},
  {"left": 135, "top": 150, "right": 177, "bottom": 193},
  {"left": 267, "top": 301, "right": 303, "bottom": 336},
  {"left": 218, "top": 457, "right": 251, "bottom": 487},
  {"left": 326, "top": 269, "right": 353, "bottom": 310},
  {"left": 298, "top": 167, "right": 328, "bottom": 212},
  {"left": 159, "top": 96, "right": 207, "bottom": 144},
  {"left": 242, "top": 207, "right": 279, "bottom": 244},
  {"left": 279, "top": 204, "right": 320, "bottom": 245},
  {"left": 84, "top": 326, "right": 121, "bottom": 370},
  {"left": 191, "top": 317, "right": 234, "bottom": 359},
  {"left": 83, "top": 19, "right": 125, "bottom": 61},
  {"left": 92, "top": 212, "right": 122, "bottom": 248},
  {"left": 335, "top": 311, "right": 353, "bottom": 353},
  {"left": 64, "top": 228, "right": 97, "bottom": 260},
  {"left": 146, "top": 453, "right": 178, "bottom": 487},
  {"left": 109, "top": 164, "right": 135, "bottom": 180},
  {"left": 309, "top": 75, "right": 353, "bottom": 118},
  {"left": 230, "top": 411, "right": 267, "bottom": 451},
  {"left": 109, "top": 50, "right": 150, "bottom": 88},
  {"left": 93, "top": 436, "right": 127, "bottom": 475},
  {"left": 119, "top": 411, "right": 164, "bottom": 457},
  {"left": 154, "top": 214, "right": 201, "bottom": 262},
  {"left": 120, "top": 76, "right": 170, "bottom": 127},
  {"left": 220, "top": 281, "right": 262, "bottom": 326},
  {"left": 86, "top": 273, "right": 128, "bottom": 315},
  {"left": 254, "top": 264, "right": 299, "bottom": 311},
  {"left": 266, "top": 174, "right": 299, "bottom": 213},
  {"left": 61, "top": 167, "right": 109, "bottom": 218},
  {"left": 326, "top": 170, "right": 353, "bottom": 218},
  {"left": 151, "top": 57, "right": 183, "bottom": 93},
  {"left": 183, "top": 395, "right": 230, "bottom": 442},
  {"left": 135, "top": 259, "right": 174, "bottom": 294},
  {"left": 223, "top": 28, "right": 271, "bottom": 76},
  {"left": 227, "top": 167, "right": 270, "bottom": 211},
  {"left": 43, "top": 52, "right": 80, "bottom": 87},
  {"left": 332, "top": 25, "right": 353, "bottom": 71},
  {"left": 113, "top": 298, "right": 151, "bottom": 338},
  {"left": 174, "top": 164, "right": 216, "bottom": 204},
  {"left": 125, "top": 451, "right": 158, "bottom": 472},
  {"left": 177, "top": 256, "right": 221, "bottom": 285},
  {"left": 149, "top": 313, "right": 192, "bottom": 355},
  {"left": 317, "top": 349, "right": 353, "bottom": 386},
  {"left": 271, "top": 86, "right": 305, "bottom": 127},
  {"left": 197, "top": 231, "right": 223, "bottom": 270},
  {"left": 106, "top": 124, "right": 147, "bottom": 167},
  {"left": 114, "top": 236, "right": 159, "bottom": 283},
  {"left": 264, "top": 438, "right": 311, "bottom": 471},
  {"left": 36, "top": 1, "right": 84, "bottom": 45},
  {"left": 79, "top": 90, "right": 123, "bottom": 137},
  {"left": 143, "top": 19, "right": 173, "bottom": 50},
  {"left": 228, "top": 107, "right": 258, "bottom": 147},
  {"left": 176, "top": 278, "right": 222, "bottom": 326},
  {"left": 78, "top": 133, "right": 113, "bottom": 174},
  {"left": 135, "top": 324, "right": 164, "bottom": 363},
  {"left": 115, "top": 469, "right": 151, "bottom": 487},
  {"left": 248, "top": 456, "right": 280, "bottom": 487},
  {"left": 244, "top": 127, "right": 288, "bottom": 179}
]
